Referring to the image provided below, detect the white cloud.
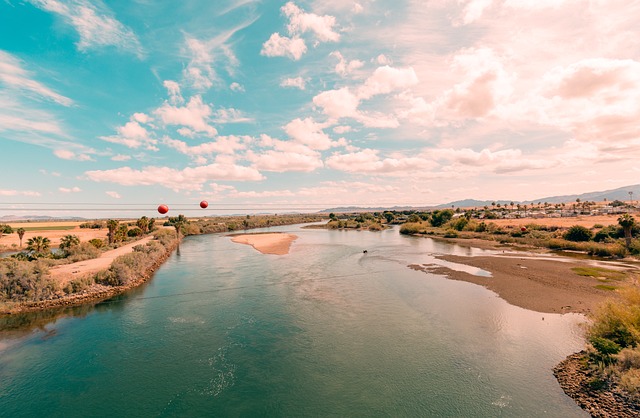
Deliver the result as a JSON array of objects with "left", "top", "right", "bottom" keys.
[
  {"left": 213, "top": 108, "right": 253, "bottom": 123},
  {"left": 106, "top": 191, "right": 121, "bottom": 198},
  {"left": 282, "top": 2, "right": 340, "bottom": 42},
  {"left": 0, "top": 189, "right": 41, "bottom": 197},
  {"left": 0, "top": 51, "right": 73, "bottom": 106},
  {"left": 154, "top": 95, "right": 217, "bottom": 137},
  {"left": 261, "top": 33, "right": 307, "bottom": 60},
  {"left": 162, "top": 135, "right": 248, "bottom": 156},
  {"left": 331, "top": 51, "right": 364, "bottom": 76},
  {"left": 53, "top": 149, "right": 93, "bottom": 161},
  {"left": 111, "top": 154, "right": 131, "bottom": 161},
  {"left": 375, "top": 54, "right": 392, "bottom": 65},
  {"left": 313, "top": 87, "right": 360, "bottom": 119},
  {"left": 59, "top": 186, "right": 82, "bottom": 193},
  {"left": 163, "top": 80, "right": 183, "bottom": 105},
  {"left": 280, "top": 77, "right": 307, "bottom": 90},
  {"left": 284, "top": 117, "right": 334, "bottom": 150},
  {"left": 230, "top": 82, "right": 245, "bottom": 92},
  {"left": 358, "top": 66, "right": 419, "bottom": 99},
  {"left": 29, "top": 0, "right": 144, "bottom": 58},
  {"left": 246, "top": 149, "right": 323, "bottom": 172},
  {"left": 100, "top": 118, "right": 158, "bottom": 150},
  {"left": 325, "top": 149, "right": 435, "bottom": 175},
  {"left": 85, "top": 162, "right": 264, "bottom": 192}
]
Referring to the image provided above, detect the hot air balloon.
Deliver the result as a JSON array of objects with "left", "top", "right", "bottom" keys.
[
  {"left": 158, "top": 204, "right": 169, "bottom": 214},
  {"left": 200, "top": 200, "right": 208, "bottom": 209}
]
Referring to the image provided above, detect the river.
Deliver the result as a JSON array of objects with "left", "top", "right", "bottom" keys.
[{"left": 0, "top": 224, "right": 587, "bottom": 417}]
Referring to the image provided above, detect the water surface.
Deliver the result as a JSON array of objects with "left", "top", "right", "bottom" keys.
[{"left": 0, "top": 225, "right": 587, "bottom": 417}]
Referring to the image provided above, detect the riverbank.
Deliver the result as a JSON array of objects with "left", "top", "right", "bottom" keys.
[
  {"left": 230, "top": 232, "right": 297, "bottom": 255},
  {"left": 0, "top": 233, "right": 179, "bottom": 315},
  {"left": 554, "top": 352, "right": 640, "bottom": 417}
]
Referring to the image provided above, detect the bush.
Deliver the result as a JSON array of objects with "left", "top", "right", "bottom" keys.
[
  {"left": 474, "top": 222, "right": 488, "bottom": 233},
  {"left": 443, "top": 230, "right": 458, "bottom": 238},
  {"left": 0, "top": 258, "right": 57, "bottom": 302},
  {"left": 430, "top": 210, "right": 454, "bottom": 227},
  {"left": 617, "top": 348, "right": 640, "bottom": 371},
  {"left": 564, "top": 225, "right": 593, "bottom": 242},
  {"left": 66, "top": 242, "right": 101, "bottom": 263},
  {"left": 89, "top": 238, "right": 105, "bottom": 249},
  {"left": 127, "top": 227, "right": 143, "bottom": 237},
  {"left": 449, "top": 217, "right": 468, "bottom": 231},
  {"left": 400, "top": 223, "right": 423, "bottom": 235},
  {"left": 619, "top": 369, "right": 640, "bottom": 396}
]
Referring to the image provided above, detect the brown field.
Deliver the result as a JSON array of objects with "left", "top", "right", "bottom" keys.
[
  {"left": 488, "top": 215, "right": 622, "bottom": 229},
  {"left": 0, "top": 220, "right": 136, "bottom": 250}
]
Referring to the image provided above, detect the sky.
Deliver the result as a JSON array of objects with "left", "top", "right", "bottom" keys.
[{"left": 1, "top": 0, "right": 639, "bottom": 217}]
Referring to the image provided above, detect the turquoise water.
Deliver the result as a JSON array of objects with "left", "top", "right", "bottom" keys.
[{"left": 0, "top": 225, "right": 588, "bottom": 417}]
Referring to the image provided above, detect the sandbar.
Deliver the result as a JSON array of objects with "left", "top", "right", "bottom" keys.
[
  {"left": 410, "top": 253, "right": 638, "bottom": 314},
  {"left": 230, "top": 232, "right": 297, "bottom": 255}
]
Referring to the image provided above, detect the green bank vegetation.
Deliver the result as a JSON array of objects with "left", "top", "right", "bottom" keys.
[
  {"left": 585, "top": 288, "right": 640, "bottom": 399},
  {"left": 400, "top": 211, "right": 639, "bottom": 259},
  {"left": 0, "top": 213, "right": 326, "bottom": 310}
]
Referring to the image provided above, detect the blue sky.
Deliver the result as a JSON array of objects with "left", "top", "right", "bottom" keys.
[{"left": 1, "top": 0, "right": 639, "bottom": 217}]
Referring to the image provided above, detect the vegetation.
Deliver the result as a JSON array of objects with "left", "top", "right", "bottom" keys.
[
  {"left": 26, "top": 236, "right": 51, "bottom": 256},
  {"left": 619, "top": 215, "right": 636, "bottom": 249},
  {"left": 16, "top": 228, "right": 25, "bottom": 248},
  {"left": 564, "top": 225, "right": 593, "bottom": 242},
  {"left": 585, "top": 289, "right": 640, "bottom": 398},
  {"left": 0, "top": 224, "right": 13, "bottom": 239}
]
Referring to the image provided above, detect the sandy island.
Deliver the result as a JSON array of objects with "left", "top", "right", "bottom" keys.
[
  {"left": 409, "top": 238, "right": 640, "bottom": 314},
  {"left": 230, "top": 232, "right": 297, "bottom": 255}
]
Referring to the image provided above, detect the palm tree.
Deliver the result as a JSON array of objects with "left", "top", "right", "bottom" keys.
[
  {"left": 107, "top": 219, "right": 119, "bottom": 244},
  {"left": 17, "top": 228, "right": 25, "bottom": 248},
  {"left": 169, "top": 214, "right": 188, "bottom": 239},
  {"left": 618, "top": 214, "right": 636, "bottom": 249},
  {"left": 26, "top": 236, "right": 51, "bottom": 255},
  {"left": 136, "top": 216, "right": 149, "bottom": 234},
  {"left": 59, "top": 234, "right": 80, "bottom": 250}
]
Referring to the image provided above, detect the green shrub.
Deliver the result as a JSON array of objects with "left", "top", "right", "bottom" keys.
[
  {"left": 66, "top": 242, "right": 101, "bottom": 263},
  {"left": 400, "top": 223, "right": 423, "bottom": 235},
  {"left": 443, "top": 230, "right": 458, "bottom": 238},
  {"left": 127, "top": 227, "right": 143, "bottom": 237},
  {"left": 449, "top": 217, "right": 468, "bottom": 231},
  {"left": 430, "top": 209, "right": 454, "bottom": 227},
  {"left": 565, "top": 225, "right": 593, "bottom": 242},
  {"left": 89, "top": 238, "right": 105, "bottom": 249}
]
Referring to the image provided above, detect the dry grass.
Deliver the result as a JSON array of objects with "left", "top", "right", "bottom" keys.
[{"left": 489, "top": 215, "right": 622, "bottom": 229}]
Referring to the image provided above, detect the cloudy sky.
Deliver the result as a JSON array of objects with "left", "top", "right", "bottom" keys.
[{"left": 1, "top": 0, "right": 639, "bottom": 216}]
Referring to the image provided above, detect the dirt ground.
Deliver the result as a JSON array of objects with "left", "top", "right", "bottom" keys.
[
  {"left": 47, "top": 236, "right": 154, "bottom": 286},
  {"left": 0, "top": 225, "right": 108, "bottom": 250},
  {"left": 489, "top": 215, "right": 623, "bottom": 228}
]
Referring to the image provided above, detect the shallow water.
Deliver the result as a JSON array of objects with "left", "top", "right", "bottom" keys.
[{"left": 0, "top": 225, "right": 588, "bottom": 417}]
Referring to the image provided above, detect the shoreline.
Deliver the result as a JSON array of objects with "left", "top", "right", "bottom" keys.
[
  {"left": 230, "top": 232, "right": 297, "bottom": 255},
  {"left": 0, "top": 236, "right": 179, "bottom": 316},
  {"left": 554, "top": 352, "right": 640, "bottom": 417}
]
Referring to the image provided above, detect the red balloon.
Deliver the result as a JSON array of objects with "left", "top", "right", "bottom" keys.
[
  {"left": 157, "top": 204, "right": 169, "bottom": 214},
  {"left": 200, "top": 200, "right": 208, "bottom": 209},
  {"left": 521, "top": 227, "right": 527, "bottom": 232}
]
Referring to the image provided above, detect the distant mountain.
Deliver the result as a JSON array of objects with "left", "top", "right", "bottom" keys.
[
  {"left": 323, "top": 184, "right": 640, "bottom": 213},
  {"left": 532, "top": 184, "right": 640, "bottom": 204},
  {"left": 0, "top": 215, "right": 85, "bottom": 222},
  {"left": 320, "top": 206, "right": 431, "bottom": 213}
]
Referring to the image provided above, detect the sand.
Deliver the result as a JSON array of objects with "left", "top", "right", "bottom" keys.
[
  {"left": 410, "top": 251, "right": 639, "bottom": 314},
  {"left": 48, "top": 237, "right": 153, "bottom": 285},
  {"left": 230, "top": 232, "right": 297, "bottom": 255}
]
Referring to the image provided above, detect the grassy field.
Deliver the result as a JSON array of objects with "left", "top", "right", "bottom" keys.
[{"left": 17, "top": 225, "right": 77, "bottom": 231}]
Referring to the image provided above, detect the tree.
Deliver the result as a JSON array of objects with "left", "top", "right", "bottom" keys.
[
  {"left": 17, "top": 228, "right": 25, "bottom": 248},
  {"left": 168, "top": 214, "right": 188, "bottom": 238},
  {"left": 430, "top": 209, "right": 454, "bottom": 227},
  {"left": 115, "top": 224, "right": 128, "bottom": 242},
  {"left": 59, "top": 234, "right": 80, "bottom": 250},
  {"left": 0, "top": 224, "right": 13, "bottom": 239},
  {"left": 383, "top": 211, "right": 395, "bottom": 223},
  {"left": 618, "top": 214, "right": 636, "bottom": 248},
  {"left": 106, "top": 219, "right": 119, "bottom": 244},
  {"left": 329, "top": 213, "right": 336, "bottom": 221},
  {"left": 136, "top": 216, "right": 150, "bottom": 234},
  {"left": 26, "top": 236, "right": 51, "bottom": 255}
]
